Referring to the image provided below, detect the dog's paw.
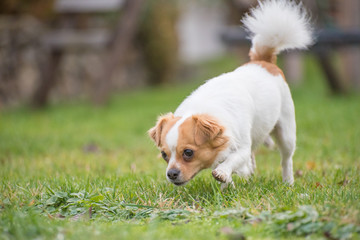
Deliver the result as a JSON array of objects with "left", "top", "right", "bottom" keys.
[
  {"left": 212, "top": 169, "right": 231, "bottom": 183},
  {"left": 283, "top": 175, "right": 294, "bottom": 186}
]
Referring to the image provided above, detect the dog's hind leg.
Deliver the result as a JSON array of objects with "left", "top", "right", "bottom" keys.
[
  {"left": 273, "top": 114, "right": 296, "bottom": 185},
  {"left": 264, "top": 136, "right": 275, "bottom": 150}
]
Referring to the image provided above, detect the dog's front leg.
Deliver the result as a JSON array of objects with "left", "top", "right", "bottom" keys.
[
  {"left": 212, "top": 148, "right": 252, "bottom": 189},
  {"left": 212, "top": 164, "right": 233, "bottom": 187}
]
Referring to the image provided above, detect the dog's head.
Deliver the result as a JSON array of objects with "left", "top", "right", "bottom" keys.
[{"left": 148, "top": 113, "right": 228, "bottom": 185}]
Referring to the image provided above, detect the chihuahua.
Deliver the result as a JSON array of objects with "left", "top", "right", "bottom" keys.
[{"left": 149, "top": 0, "right": 312, "bottom": 189}]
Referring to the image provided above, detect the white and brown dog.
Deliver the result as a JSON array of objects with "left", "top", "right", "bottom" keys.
[{"left": 149, "top": 0, "right": 312, "bottom": 189}]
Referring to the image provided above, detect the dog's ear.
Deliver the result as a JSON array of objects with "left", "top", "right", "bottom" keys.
[
  {"left": 192, "top": 114, "right": 228, "bottom": 147},
  {"left": 148, "top": 112, "right": 174, "bottom": 147}
]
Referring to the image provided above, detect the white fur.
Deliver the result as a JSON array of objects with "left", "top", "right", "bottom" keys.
[
  {"left": 163, "top": 0, "right": 312, "bottom": 187},
  {"left": 166, "top": 116, "right": 187, "bottom": 152},
  {"left": 242, "top": 0, "right": 313, "bottom": 54},
  {"left": 166, "top": 116, "right": 188, "bottom": 174}
]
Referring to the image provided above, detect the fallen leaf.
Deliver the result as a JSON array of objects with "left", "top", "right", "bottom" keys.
[
  {"left": 295, "top": 170, "right": 303, "bottom": 177},
  {"left": 83, "top": 143, "right": 99, "bottom": 153},
  {"left": 28, "top": 199, "right": 35, "bottom": 206},
  {"left": 306, "top": 161, "right": 316, "bottom": 170}
]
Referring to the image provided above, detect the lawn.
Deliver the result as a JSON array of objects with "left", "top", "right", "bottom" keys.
[{"left": 1, "top": 55, "right": 360, "bottom": 240}]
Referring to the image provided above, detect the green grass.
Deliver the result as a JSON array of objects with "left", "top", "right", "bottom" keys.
[{"left": 1, "top": 55, "right": 360, "bottom": 240}]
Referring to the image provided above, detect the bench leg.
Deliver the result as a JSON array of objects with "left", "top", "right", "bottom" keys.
[
  {"left": 315, "top": 47, "right": 346, "bottom": 94},
  {"left": 32, "top": 50, "right": 62, "bottom": 107}
]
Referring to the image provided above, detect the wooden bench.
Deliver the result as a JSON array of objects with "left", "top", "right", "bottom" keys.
[{"left": 33, "top": 0, "right": 143, "bottom": 107}]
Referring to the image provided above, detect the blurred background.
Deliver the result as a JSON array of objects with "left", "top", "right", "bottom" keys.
[
  {"left": 1, "top": 2, "right": 360, "bottom": 237},
  {"left": 0, "top": 0, "right": 360, "bottom": 108}
]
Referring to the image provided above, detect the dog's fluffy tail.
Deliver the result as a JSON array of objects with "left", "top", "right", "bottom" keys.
[{"left": 242, "top": 0, "right": 313, "bottom": 63}]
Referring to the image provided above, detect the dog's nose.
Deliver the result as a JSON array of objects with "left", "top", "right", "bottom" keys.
[{"left": 167, "top": 169, "right": 180, "bottom": 180}]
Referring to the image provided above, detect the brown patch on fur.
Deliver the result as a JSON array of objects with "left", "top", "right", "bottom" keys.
[
  {"left": 245, "top": 61, "right": 286, "bottom": 80},
  {"left": 247, "top": 43, "right": 286, "bottom": 80},
  {"left": 192, "top": 115, "right": 226, "bottom": 147},
  {"left": 249, "top": 45, "right": 277, "bottom": 64},
  {"left": 148, "top": 112, "right": 180, "bottom": 148},
  {"left": 168, "top": 114, "right": 228, "bottom": 183}
]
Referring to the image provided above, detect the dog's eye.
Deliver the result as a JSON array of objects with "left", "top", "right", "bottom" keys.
[
  {"left": 161, "top": 151, "right": 168, "bottom": 161},
  {"left": 183, "top": 149, "right": 194, "bottom": 161}
]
